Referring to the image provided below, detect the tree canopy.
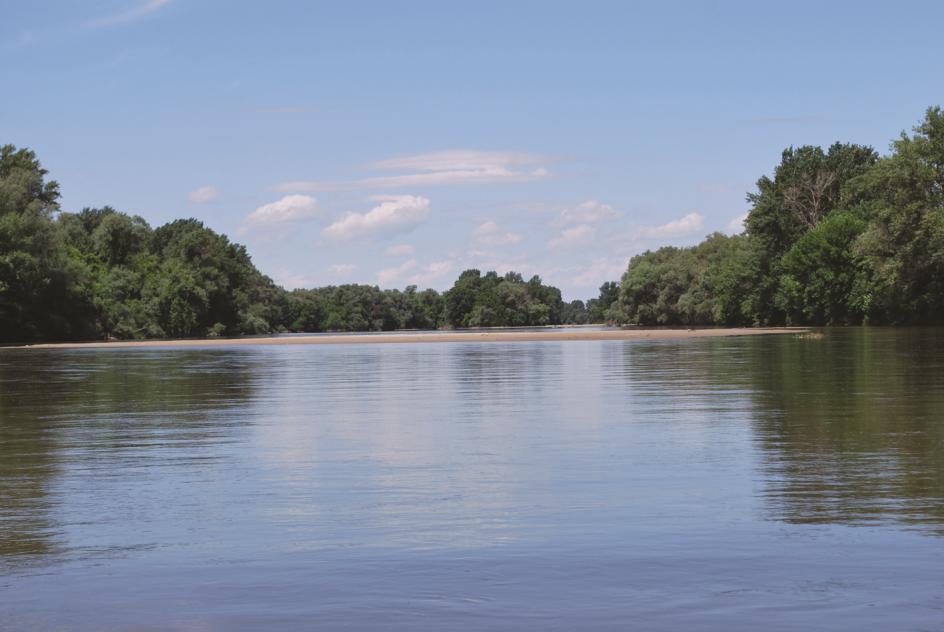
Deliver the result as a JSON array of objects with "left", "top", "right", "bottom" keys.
[
  {"left": 613, "top": 107, "right": 944, "bottom": 327},
  {"left": 0, "top": 148, "right": 612, "bottom": 342},
  {"left": 5, "top": 106, "right": 942, "bottom": 342}
]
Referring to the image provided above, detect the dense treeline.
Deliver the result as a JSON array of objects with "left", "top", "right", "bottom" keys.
[
  {"left": 6, "top": 106, "right": 940, "bottom": 342},
  {"left": 614, "top": 107, "right": 944, "bottom": 326},
  {"left": 0, "top": 147, "right": 615, "bottom": 342}
]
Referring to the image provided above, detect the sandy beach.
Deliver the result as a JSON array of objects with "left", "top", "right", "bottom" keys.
[{"left": 20, "top": 327, "right": 807, "bottom": 349}]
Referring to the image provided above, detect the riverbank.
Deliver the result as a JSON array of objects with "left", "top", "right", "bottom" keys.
[{"left": 20, "top": 327, "right": 807, "bottom": 349}]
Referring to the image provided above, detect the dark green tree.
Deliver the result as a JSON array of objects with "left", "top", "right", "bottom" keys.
[
  {"left": 0, "top": 145, "right": 93, "bottom": 341},
  {"left": 850, "top": 107, "right": 944, "bottom": 323}
]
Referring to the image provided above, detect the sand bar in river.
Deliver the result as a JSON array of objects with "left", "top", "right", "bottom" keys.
[{"left": 20, "top": 327, "right": 807, "bottom": 349}]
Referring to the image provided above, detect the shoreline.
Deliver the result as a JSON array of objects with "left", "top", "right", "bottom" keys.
[{"left": 18, "top": 327, "right": 807, "bottom": 350}]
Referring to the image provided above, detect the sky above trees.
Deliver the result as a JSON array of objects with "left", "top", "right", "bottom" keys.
[{"left": 3, "top": 1, "right": 943, "bottom": 299}]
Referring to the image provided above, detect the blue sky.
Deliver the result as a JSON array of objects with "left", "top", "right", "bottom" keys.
[{"left": 3, "top": 1, "right": 943, "bottom": 299}]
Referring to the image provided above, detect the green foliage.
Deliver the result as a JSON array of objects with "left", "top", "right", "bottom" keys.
[
  {"left": 441, "top": 270, "right": 566, "bottom": 328},
  {"left": 281, "top": 283, "right": 449, "bottom": 333},
  {"left": 586, "top": 281, "right": 619, "bottom": 323},
  {"left": 611, "top": 106, "right": 944, "bottom": 327},
  {"left": 776, "top": 212, "right": 868, "bottom": 324},
  {"left": 0, "top": 145, "right": 94, "bottom": 341},
  {"left": 6, "top": 106, "right": 944, "bottom": 342},
  {"left": 0, "top": 145, "right": 292, "bottom": 342},
  {"left": 848, "top": 107, "right": 944, "bottom": 323},
  {"left": 743, "top": 142, "right": 879, "bottom": 323},
  {"left": 616, "top": 233, "right": 757, "bottom": 326},
  {"left": 561, "top": 299, "right": 589, "bottom": 324}
]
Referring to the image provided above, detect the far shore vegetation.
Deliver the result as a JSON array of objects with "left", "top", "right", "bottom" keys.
[{"left": 2, "top": 107, "right": 943, "bottom": 343}]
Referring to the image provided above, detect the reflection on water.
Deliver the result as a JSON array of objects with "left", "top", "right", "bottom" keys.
[
  {"left": 613, "top": 330, "right": 944, "bottom": 530},
  {"left": 749, "top": 330, "right": 944, "bottom": 529},
  {"left": 0, "top": 351, "right": 258, "bottom": 566},
  {"left": 1, "top": 331, "right": 944, "bottom": 630}
]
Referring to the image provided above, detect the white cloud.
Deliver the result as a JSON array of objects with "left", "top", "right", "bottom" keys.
[
  {"left": 189, "top": 186, "right": 219, "bottom": 203},
  {"left": 639, "top": 212, "right": 705, "bottom": 239},
  {"left": 322, "top": 195, "right": 430, "bottom": 241},
  {"left": 726, "top": 213, "right": 749, "bottom": 235},
  {"left": 548, "top": 224, "right": 595, "bottom": 250},
  {"left": 272, "top": 269, "right": 316, "bottom": 290},
  {"left": 472, "top": 220, "right": 522, "bottom": 247},
  {"left": 409, "top": 260, "right": 455, "bottom": 286},
  {"left": 377, "top": 259, "right": 417, "bottom": 286},
  {"left": 372, "top": 150, "right": 544, "bottom": 171},
  {"left": 91, "top": 0, "right": 173, "bottom": 27},
  {"left": 328, "top": 263, "right": 356, "bottom": 275},
  {"left": 273, "top": 150, "right": 550, "bottom": 192},
  {"left": 557, "top": 200, "right": 620, "bottom": 226},
  {"left": 386, "top": 244, "right": 416, "bottom": 256},
  {"left": 570, "top": 257, "right": 629, "bottom": 288},
  {"left": 243, "top": 195, "right": 320, "bottom": 228}
]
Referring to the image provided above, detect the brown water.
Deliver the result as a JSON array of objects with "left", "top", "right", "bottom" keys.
[{"left": 1, "top": 329, "right": 943, "bottom": 630}]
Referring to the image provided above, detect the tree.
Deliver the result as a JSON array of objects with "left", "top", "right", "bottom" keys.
[
  {"left": 561, "top": 299, "right": 588, "bottom": 324},
  {"left": 776, "top": 212, "right": 868, "bottom": 324},
  {"left": 744, "top": 143, "right": 878, "bottom": 324},
  {"left": 850, "top": 107, "right": 944, "bottom": 323},
  {"left": 0, "top": 145, "right": 93, "bottom": 341},
  {"left": 587, "top": 281, "right": 619, "bottom": 323}
]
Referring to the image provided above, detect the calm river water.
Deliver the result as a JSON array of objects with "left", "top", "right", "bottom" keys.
[{"left": 2, "top": 329, "right": 943, "bottom": 630}]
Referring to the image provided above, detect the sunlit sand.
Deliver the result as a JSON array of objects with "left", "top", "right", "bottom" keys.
[{"left": 22, "top": 327, "right": 807, "bottom": 349}]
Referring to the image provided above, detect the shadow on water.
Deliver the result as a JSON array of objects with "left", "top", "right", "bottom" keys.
[
  {"left": 0, "top": 349, "right": 257, "bottom": 569},
  {"left": 618, "top": 329, "right": 944, "bottom": 532},
  {"left": 745, "top": 328, "right": 944, "bottom": 531}
]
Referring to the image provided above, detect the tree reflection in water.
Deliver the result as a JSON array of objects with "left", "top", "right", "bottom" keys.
[
  {"left": 618, "top": 329, "right": 944, "bottom": 532},
  {"left": 0, "top": 349, "right": 258, "bottom": 568}
]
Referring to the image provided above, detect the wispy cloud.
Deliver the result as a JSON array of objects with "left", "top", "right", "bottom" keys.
[
  {"left": 272, "top": 269, "right": 316, "bottom": 290},
  {"left": 472, "top": 220, "right": 522, "bottom": 247},
  {"left": 409, "top": 260, "right": 454, "bottom": 286},
  {"left": 558, "top": 257, "right": 629, "bottom": 288},
  {"left": 322, "top": 195, "right": 430, "bottom": 241},
  {"left": 638, "top": 212, "right": 704, "bottom": 239},
  {"left": 386, "top": 244, "right": 416, "bottom": 256},
  {"left": 90, "top": 0, "right": 174, "bottom": 27},
  {"left": 328, "top": 263, "right": 356, "bottom": 276},
  {"left": 372, "top": 150, "right": 544, "bottom": 172},
  {"left": 548, "top": 224, "right": 595, "bottom": 250},
  {"left": 556, "top": 200, "right": 620, "bottom": 226},
  {"left": 464, "top": 254, "right": 534, "bottom": 279},
  {"left": 243, "top": 195, "right": 320, "bottom": 229},
  {"left": 726, "top": 213, "right": 748, "bottom": 235},
  {"left": 377, "top": 259, "right": 417, "bottom": 286},
  {"left": 274, "top": 150, "right": 551, "bottom": 192},
  {"left": 189, "top": 185, "right": 219, "bottom": 203}
]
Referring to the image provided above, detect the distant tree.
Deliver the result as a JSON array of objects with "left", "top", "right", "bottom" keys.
[
  {"left": 7, "top": 107, "right": 944, "bottom": 342},
  {"left": 443, "top": 269, "right": 567, "bottom": 327},
  {"left": 614, "top": 233, "right": 758, "bottom": 326},
  {"left": 561, "top": 299, "right": 588, "bottom": 324},
  {"left": 587, "top": 281, "right": 619, "bottom": 323}
]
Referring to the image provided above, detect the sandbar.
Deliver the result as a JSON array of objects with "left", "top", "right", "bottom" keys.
[{"left": 20, "top": 327, "right": 807, "bottom": 349}]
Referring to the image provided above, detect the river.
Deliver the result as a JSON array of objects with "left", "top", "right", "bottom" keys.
[{"left": 2, "top": 329, "right": 942, "bottom": 630}]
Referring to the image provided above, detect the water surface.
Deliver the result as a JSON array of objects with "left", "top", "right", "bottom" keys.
[{"left": 2, "top": 329, "right": 943, "bottom": 630}]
